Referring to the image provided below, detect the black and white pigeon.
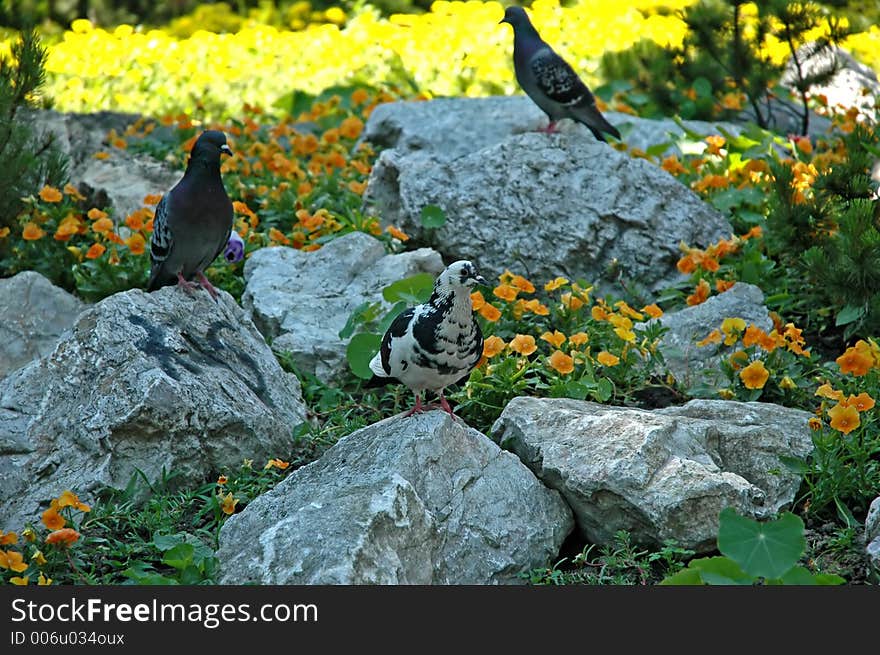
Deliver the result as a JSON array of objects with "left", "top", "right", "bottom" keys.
[
  {"left": 147, "top": 130, "right": 234, "bottom": 300},
  {"left": 369, "top": 261, "right": 488, "bottom": 418},
  {"left": 500, "top": 6, "right": 621, "bottom": 142}
]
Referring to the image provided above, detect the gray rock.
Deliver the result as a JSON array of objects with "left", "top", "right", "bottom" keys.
[
  {"left": 364, "top": 114, "right": 731, "bottom": 293},
  {"left": 217, "top": 411, "right": 573, "bottom": 584},
  {"left": 867, "top": 496, "right": 880, "bottom": 573},
  {"left": 492, "top": 396, "right": 813, "bottom": 552},
  {"left": 242, "top": 231, "right": 444, "bottom": 382},
  {"left": 642, "top": 283, "right": 773, "bottom": 388},
  {"left": 31, "top": 109, "right": 179, "bottom": 221},
  {"left": 0, "top": 286, "right": 308, "bottom": 531},
  {"left": 0, "top": 271, "right": 84, "bottom": 378}
]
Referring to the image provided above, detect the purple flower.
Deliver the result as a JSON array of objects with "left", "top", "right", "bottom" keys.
[{"left": 224, "top": 231, "right": 245, "bottom": 263}]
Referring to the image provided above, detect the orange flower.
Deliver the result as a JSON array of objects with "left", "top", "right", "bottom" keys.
[
  {"left": 843, "top": 393, "right": 875, "bottom": 412},
  {"left": 705, "top": 134, "right": 726, "bottom": 155},
  {"left": 0, "top": 531, "right": 17, "bottom": 546},
  {"left": 386, "top": 226, "right": 409, "bottom": 242},
  {"left": 493, "top": 284, "right": 519, "bottom": 302},
  {"left": 642, "top": 304, "right": 663, "bottom": 319},
  {"left": 522, "top": 299, "right": 549, "bottom": 316},
  {"left": 264, "top": 458, "right": 290, "bottom": 470},
  {"left": 54, "top": 215, "right": 82, "bottom": 242},
  {"left": 540, "top": 330, "right": 566, "bottom": 348},
  {"left": 696, "top": 329, "right": 722, "bottom": 347},
  {"left": 0, "top": 549, "right": 27, "bottom": 572},
  {"left": 716, "top": 279, "right": 736, "bottom": 293},
  {"left": 57, "top": 490, "right": 90, "bottom": 512},
  {"left": 351, "top": 88, "right": 369, "bottom": 105},
  {"left": 597, "top": 351, "right": 620, "bottom": 367},
  {"left": 64, "top": 183, "right": 86, "bottom": 200},
  {"left": 38, "top": 185, "right": 63, "bottom": 203},
  {"left": 22, "top": 222, "right": 45, "bottom": 241},
  {"left": 808, "top": 417, "right": 823, "bottom": 431},
  {"left": 510, "top": 275, "right": 535, "bottom": 293},
  {"left": 686, "top": 279, "right": 711, "bottom": 306},
  {"left": 661, "top": 155, "right": 686, "bottom": 175},
  {"left": 677, "top": 254, "right": 698, "bottom": 274},
  {"left": 45, "top": 528, "right": 80, "bottom": 546},
  {"left": 548, "top": 350, "right": 574, "bottom": 375},
  {"left": 544, "top": 277, "right": 568, "bottom": 291},
  {"left": 217, "top": 475, "right": 228, "bottom": 486},
  {"left": 218, "top": 492, "right": 238, "bottom": 515},
  {"left": 125, "top": 233, "right": 146, "bottom": 255},
  {"left": 41, "top": 507, "right": 64, "bottom": 530},
  {"left": 591, "top": 304, "right": 611, "bottom": 321},
  {"left": 482, "top": 336, "right": 506, "bottom": 358},
  {"left": 509, "top": 334, "right": 537, "bottom": 356},
  {"left": 0, "top": 226, "right": 9, "bottom": 238},
  {"left": 569, "top": 332, "right": 589, "bottom": 347},
  {"left": 339, "top": 116, "right": 364, "bottom": 140},
  {"left": 143, "top": 194, "right": 163, "bottom": 205},
  {"left": 739, "top": 360, "right": 769, "bottom": 389},
  {"left": 470, "top": 291, "right": 485, "bottom": 311},
  {"left": 269, "top": 227, "right": 291, "bottom": 245},
  {"left": 836, "top": 346, "right": 873, "bottom": 376},
  {"left": 827, "top": 403, "right": 860, "bottom": 434},
  {"left": 815, "top": 383, "right": 844, "bottom": 401},
  {"left": 125, "top": 211, "right": 145, "bottom": 231},
  {"left": 87, "top": 208, "right": 108, "bottom": 220},
  {"left": 93, "top": 151, "right": 110, "bottom": 160},
  {"left": 560, "top": 292, "right": 583, "bottom": 311},
  {"left": 348, "top": 180, "right": 367, "bottom": 194},
  {"left": 92, "top": 217, "right": 114, "bottom": 234},
  {"left": 85, "top": 243, "right": 106, "bottom": 259},
  {"left": 742, "top": 324, "right": 765, "bottom": 348},
  {"left": 478, "top": 304, "right": 501, "bottom": 322},
  {"left": 10, "top": 576, "right": 29, "bottom": 585}
]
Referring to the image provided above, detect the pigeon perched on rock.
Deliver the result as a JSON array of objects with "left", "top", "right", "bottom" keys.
[
  {"left": 369, "top": 261, "right": 488, "bottom": 418},
  {"left": 500, "top": 6, "right": 621, "bottom": 142},
  {"left": 147, "top": 130, "right": 234, "bottom": 300}
]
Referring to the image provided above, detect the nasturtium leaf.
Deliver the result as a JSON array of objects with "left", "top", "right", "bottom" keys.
[
  {"left": 162, "top": 543, "right": 195, "bottom": 571},
  {"left": 382, "top": 273, "right": 434, "bottom": 304},
  {"left": 717, "top": 508, "right": 805, "bottom": 579},
  {"left": 658, "top": 568, "right": 704, "bottom": 585},
  {"left": 690, "top": 557, "right": 752, "bottom": 585},
  {"left": 346, "top": 332, "right": 382, "bottom": 380},
  {"left": 420, "top": 204, "right": 446, "bottom": 229}
]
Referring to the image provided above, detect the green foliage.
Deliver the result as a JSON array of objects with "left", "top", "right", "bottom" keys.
[
  {"left": 0, "top": 29, "right": 67, "bottom": 231},
  {"left": 419, "top": 204, "right": 446, "bottom": 229},
  {"left": 661, "top": 508, "right": 846, "bottom": 585},
  {"left": 525, "top": 532, "right": 694, "bottom": 586}
]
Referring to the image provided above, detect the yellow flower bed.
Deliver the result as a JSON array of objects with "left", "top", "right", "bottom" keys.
[{"left": 40, "top": 0, "right": 698, "bottom": 119}]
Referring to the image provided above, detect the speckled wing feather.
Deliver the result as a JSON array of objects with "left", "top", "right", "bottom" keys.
[
  {"left": 530, "top": 48, "right": 594, "bottom": 107},
  {"left": 147, "top": 195, "right": 173, "bottom": 290}
]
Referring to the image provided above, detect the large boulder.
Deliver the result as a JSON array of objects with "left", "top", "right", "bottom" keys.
[
  {"left": 217, "top": 411, "right": 573, "bottom": 584},
  {"left": 30, "top": 109, "right": 179, "bottom": 220},
  {"left": 867, "top": 496, "right": 880, "bottom": 574},
  {"left": 0, "top": 271, "right": 84, "bottom": 378},
  {"left": 242, "top": 231, "right": 444, "bottom": 382},
  {"left": 492, "top": 396, "right": 813, "bottom": 552},
  {"left": 363, "top": 97, "right": 732, "bottom": 294},
  {"left": 641, "top": 283, "right": 773, "bottom": 388},
  {"left": 0, "top": 286, "right": 308, "bottom": 531}
]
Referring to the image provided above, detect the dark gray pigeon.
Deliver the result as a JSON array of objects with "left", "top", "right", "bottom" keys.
[
  {"left": 147, "top": 130, "right": 234, "bottom": 300},
  {"left": 369, "top": 261, "right": 487, "bottom": 419},
  {"left": 500, "top": 6, "right": 621, "bottom": 142}
]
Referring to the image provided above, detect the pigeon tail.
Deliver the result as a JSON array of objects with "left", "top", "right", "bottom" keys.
[{"left": 571, "top": 102, "right": 621, "bottom": 142}]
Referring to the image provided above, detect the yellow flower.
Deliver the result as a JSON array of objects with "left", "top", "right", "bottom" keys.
[
  {"left": 779, "top": 376, "right": 797, "bottom": 390},
  {"left": 547, "top": 350, "right": 574, "bottom": 375},
  {"left": 521, "top": 299, "right": 549, "bottom": 316},
  {"left": 509, "top": 334, "right": 537, "bottom": 356},
  {"left": 717, "top": 388, "right": 736, "bottom": 400},
  {"left": 87, "top": 208, "right": 108, "bottom": 220},
  {"left": 614, "top": 301, "right": 644, "bottom": 321},
  {"left": 721, "top": 317, "right": 746, "bottom": 345},
  {"left": 540, "top": 330, "right": 566, "bottom": 348},
  {"left": 219, "top": 492, "right": 238, "bottom": 515},
  {"left": 21, "top": 528, "right": 36, "bottom": 543},
  {"left": 10, "top": 576, "right": 29, "bottom": 586},
  {"left": 739, "top": 360, "right": 769, "bottom": 389},
  {"left": 39, "top": 185, "right": 63, "bottom": 202},
  {"left": 482, "top": 335, "right": 506, "bottom": 358},
  {"left": 32, "top": 550, "right": 47, "bottom": 566},
  {"left": 591, "top": 305, "right": 610, "bottom": 321},
  {"left": 560, "top": 292, "right": 584, "bottom": 311},
  {"left": 828, "top": 403, "right": 860, "bottom": 434},
  {"left": 614, "top": 327, "right": 636, "bottom": 343},
  {"left": 597, "top": 351, "right": 620, "bottom": 367},
  {"left": 569, "top": 332, "right": 589, "bottom": 347},
  {"left": 808, "top": 417, "right": 822, "bottom": 431},
  {"left": 544, "top": 277, "right": 568, "bottom": 291},
  {"left": 37, "top": 573, "right": 52, "bottom": 586},
  {"left": 0, "top": 549, "right": 27, "bottom": 572}
]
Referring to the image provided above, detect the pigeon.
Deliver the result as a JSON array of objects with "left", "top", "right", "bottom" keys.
[
  {"left": 369, "top": 261, "right": 488, "bottom": 418},
  {"left": 500, "top": 6, "right": 621, "bottom": 142},
  {"left": 147, "top": 130, "right": 234, "bottom": 300}
]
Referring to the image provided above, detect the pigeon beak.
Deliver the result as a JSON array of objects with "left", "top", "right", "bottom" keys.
[
  {"left": 220, "top": 144, "right": 233, "bottom": 156},
  {"left": 474, "top": 275, "right": 489, "bottom": 286},
  {"left": 499, "top": 17, "right": 508, "bottom": 25}
]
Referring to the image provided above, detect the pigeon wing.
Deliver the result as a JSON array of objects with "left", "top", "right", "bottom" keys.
[
  {"left": 147, "top": 194, "right": 174, "bottom": 290},
  {"left": 530, "top": 48, "right": 594, "bottom": 108}
]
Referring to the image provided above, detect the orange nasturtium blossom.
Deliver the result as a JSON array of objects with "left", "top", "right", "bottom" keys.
[
  {"left": 597, "top": 351, "right": 620, "bottom": 367},
  {"left": 45, "top": 528, "right": 81, "bottom": 547},
  {"left": 540, "top": 330, "right": 566, "bottom": 348},
  {"left": 386, "top": 226, "right": 409, "bottom": 242},
  {"left": 0, "top": 549, "right": 27, "bottom": 572},
  {"left": 478, "top": 303, "right": 501, "bottom": 322},
  {"left": 41, "top": 507, "right": 64, "bottom": 530},
  {"left": 91, "top": 217, "right": 114, "bottom": 234},
  {"left": 482, "top": 336, "right": 506, "bottom": 358},
  {"left": 836, "top": 345, "right": 873, "bottom": 376},
  {"left": 545, "top": 277, "right": 568, "bottom": 292},
  {"left": 739, "top": 360, "right": 769, "bottom": 389},
  {"left": 844, "top": 393, "right": 875, "bottom": 412},
  {"left": 219, "top": 492, "right": 238, "bottom": 515},
  {"left": 569, "top": 332, "right": 589, "bottom": 347},
  {"left": 661, "top": 155, "right": 687, "bottom": 176},
  {"left": 697, "top": 329, "right": 723, "bottom": 347},
  {"left": 827, "top": 403, "right": 860, "bottom": 434},
  {"left": 22, "top": 222, "right": 46, "bottom": 241},
  {"left": 85, "top": 243, "right": 106, "bottom": 259},
  {"left": 125, "top": 233, "right": 146, "bottom": 255},
  {"left": 686, "top": 279, "right": 711, "bottom": 306},
  {"left": 0, "top": 530, "right": 17, "bottom": 546},
  {"left": 642, "top": 304, "right": 663, "bottom": 319},
  {"left": 38, "top": 185, "right": 63, "bottom": 203},
  {"left": 87, "top": 208, "right": 108, "bottom": 221},
  {"left": 510, "top": 275, "right": 535, "bottom": 293},
  {"left": 548, "top": 350, "right": 575, "bottom": 375},
  {"left": 470, "top": 291, "right": 485, "bottom": 310},
  {"left": 64, "top": 183, "right": 86, "bottom": 200},
  {"left": 56, "top": 490, "right": 90, "bottom": 512},
  {"left": 493, "top": 284, "right": 519, "bottom": 302},
  {"left": 509, "top": 334, "right": 537, "bottom": 356}
]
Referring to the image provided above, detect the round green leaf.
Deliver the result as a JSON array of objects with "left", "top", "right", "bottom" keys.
[
  {"left": 717, "top": 508, "right": 805, "bottom": 579},
  {"left": 420, "top": 204, "right": 446, "bottom": 228},
  {"left": 658, "top": 568, "right": 704, "bottom": 585},
  {"left": 690, "top": 556, "right": 752, "bottom": 585},
  {"left": 382, "top": 273, "right": 435, "bottom": 304},
  {"left": 347, "top": 332, "right": 382, "bottom": 380}
]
